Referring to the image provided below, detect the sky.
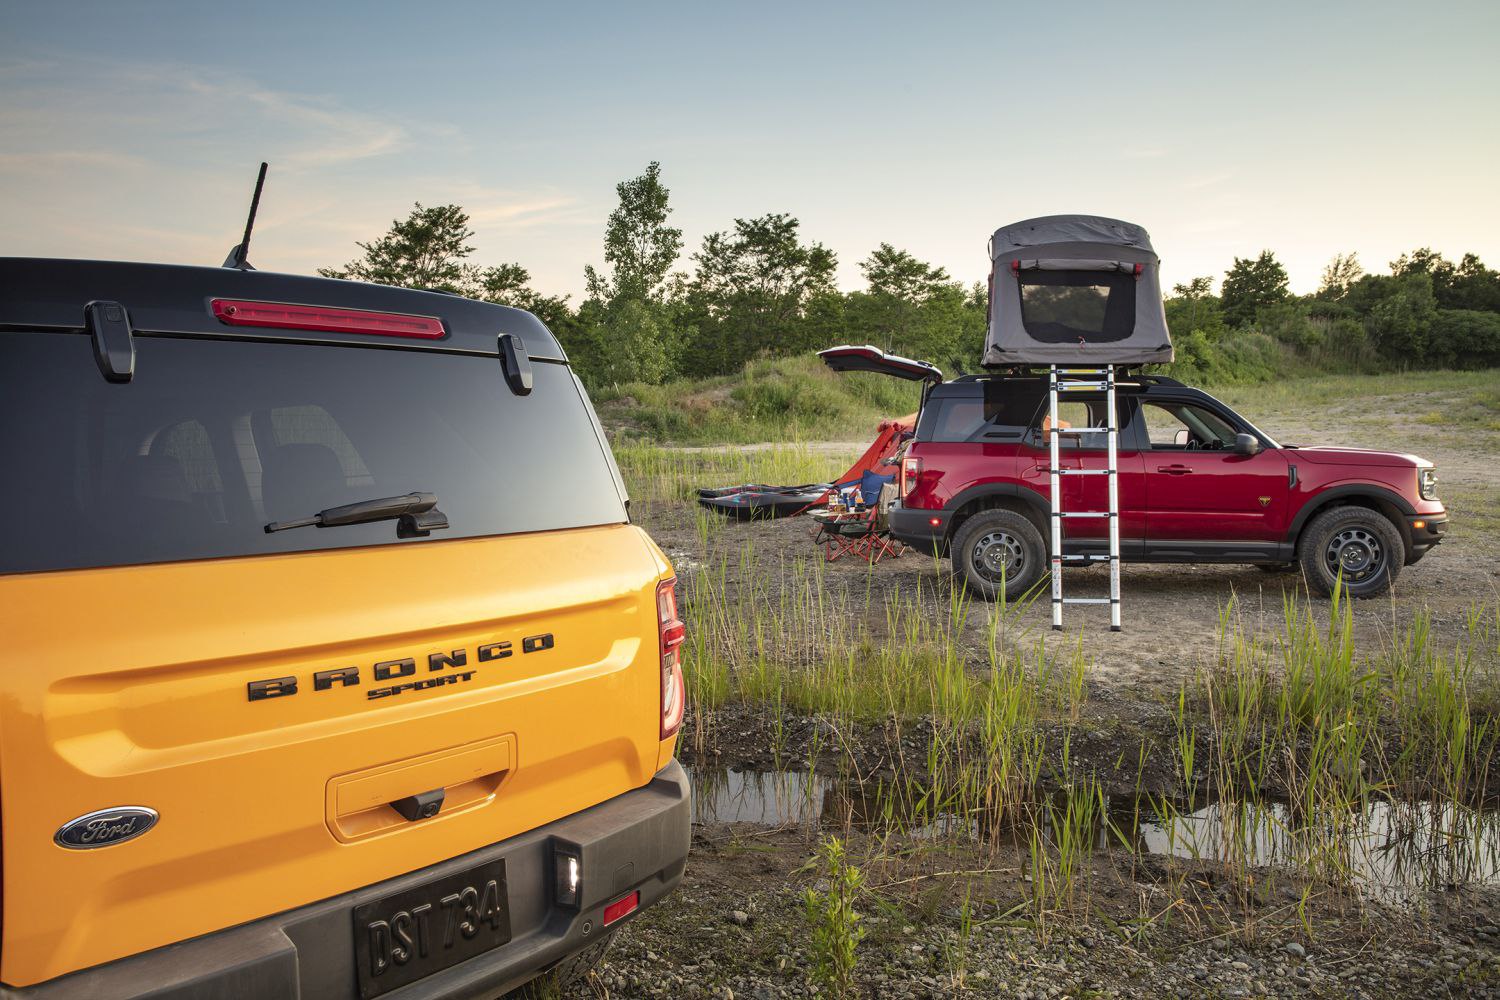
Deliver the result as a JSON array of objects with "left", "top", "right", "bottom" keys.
[{"left": 3, "top": 1, "right": 1498, "bottom": 299}]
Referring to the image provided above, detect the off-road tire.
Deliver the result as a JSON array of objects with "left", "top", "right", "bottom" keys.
[
  {"left": 951, "top": 508, "right": 1046, "bottom": 602},
  {"left": 1297, "top": 505, "right": 1404, "bottom": 598}
]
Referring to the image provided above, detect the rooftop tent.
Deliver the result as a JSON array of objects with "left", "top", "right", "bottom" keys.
[{"left": 982, "top": 215, "right": 1173, "bottom": 366}]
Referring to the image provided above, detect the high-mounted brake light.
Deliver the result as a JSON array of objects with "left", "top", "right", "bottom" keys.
[
  {"left": 210, "top": 299, "right": 445, "bottom": 339},
  {"left": 657, "top": 579, "right": 686, "bottom": 739}
]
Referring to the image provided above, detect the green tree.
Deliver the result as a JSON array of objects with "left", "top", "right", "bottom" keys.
[
  {"left": 1170, "top": 276, "right": 1216, "bottom": 330},
  {"left": 319, "top": 203, "right": 478, "bottom": 293},
  {"left": 684, "top": 213, "right": 838, "bottom": 374},
  {"left": 861, "top": 243, "right": 952, "bottom": 301},
  {"left": 1447, "top": 254, "right": 1500, "bottom": 313},
  {"left": 575, "top": 162, "right": 688, "bottom": 386},
  {"left": 1365, "top": 272, "right": 1437, "bottom": 361},
  {"left": 1221, "top": 251, "right": 1289, "bottom": 327},
  {"left": 1389, "top": 247, "right": 1447, "bottom": 278},
  {"left": 851, "top": 243, "right": 961, "bottom": 357},
  {"left": 1431, "top": 308, "right": 1500, "bottom": 368},
  {"left": 1317, "top": 252, "right": 1363, "bottom": 301},
  {"left": 584, "top": 161, "right": 683, "bottom": 302},
  {"left": 575, "top": 296, "right": 671, "bottom": 385}
]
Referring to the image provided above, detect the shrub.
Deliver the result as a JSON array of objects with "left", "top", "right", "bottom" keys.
[{"left": 1431, "top": 308, "right": 1500, "bottom": 368}]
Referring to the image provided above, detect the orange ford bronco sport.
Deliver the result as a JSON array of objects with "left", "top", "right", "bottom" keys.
[{"left": 0, "top": 257, "right": 690, "bottom": 998}]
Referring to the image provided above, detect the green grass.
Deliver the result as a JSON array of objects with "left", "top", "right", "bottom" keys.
[
  {"left": 596, "top": 353, "right": 922, "bottom": 446},
  {"left": 1212, "top": 367, "right": 1500, "bottom": 419}
]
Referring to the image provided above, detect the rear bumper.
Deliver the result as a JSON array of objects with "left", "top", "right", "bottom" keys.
[
  {"left": 1405, "top": 513, "right": 1449, "bottom": 564},
  {"left": 2, "top": 760, "right": 692, "bottom": 1000},
  {"left": 889, "top": 504, "right": 950, "bottom": 556}
]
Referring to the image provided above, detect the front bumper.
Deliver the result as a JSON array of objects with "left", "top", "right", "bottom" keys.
[
  {"left": 2, "top": 761, "right": 691, "bottom": 1000},
  {"left": 1405, "top": 513, "right": 1449, "bottom": 564},
  {"left": 889, "top": 504, "right": 951, "bottom": 556}
]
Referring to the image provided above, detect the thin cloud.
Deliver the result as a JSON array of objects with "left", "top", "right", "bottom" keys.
[{"left": 0, "top": 150, "right": 151, "bottom": 173}]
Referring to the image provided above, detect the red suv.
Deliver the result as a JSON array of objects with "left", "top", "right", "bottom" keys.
[{"left": 878, "top": 366, "right": 1447, "bottom": 600}]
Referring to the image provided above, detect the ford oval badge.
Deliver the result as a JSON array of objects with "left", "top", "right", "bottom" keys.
[{"left": 54, "top": 807, "right": 159, "bottom": 850}]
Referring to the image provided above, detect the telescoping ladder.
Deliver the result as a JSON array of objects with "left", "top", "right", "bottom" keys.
[{"left": 1047, "top": 365, "right": 1122, "bottom": 631}]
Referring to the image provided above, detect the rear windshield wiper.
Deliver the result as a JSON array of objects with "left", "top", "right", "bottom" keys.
[{"left": 265, "top": 492, "right": 449, "bottom": 538}]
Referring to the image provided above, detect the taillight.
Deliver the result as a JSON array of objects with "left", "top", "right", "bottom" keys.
[
  {"left": 657, "top": 578, "right": 686, "bottom": 739},
  {"left": 210, "top": 299, "right": 446, "bottom": 339},
  {"left": 901, "top": 456, "right": 922, "bottom": 497}
]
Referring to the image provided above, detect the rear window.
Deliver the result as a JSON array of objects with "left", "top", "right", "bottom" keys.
[
  {"left": 1018, "top": 268, "right": 1136, "bottom": 344},
  {"left": 2, "top": 332, "right": 627, "bottom": 573},
  {"left": 916, "top": 381, "right": 1048, "bottom": 442}
]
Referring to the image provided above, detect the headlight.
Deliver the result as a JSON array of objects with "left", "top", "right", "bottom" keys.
[{"left": 1419, "top": 468, "right": 1438, "bottom": 501}]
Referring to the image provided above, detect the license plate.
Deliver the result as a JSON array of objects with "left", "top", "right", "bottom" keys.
[{"left": 353, "top": 858, "right": 511, "bottom": 999}]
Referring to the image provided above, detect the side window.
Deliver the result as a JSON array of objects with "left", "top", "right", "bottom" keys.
[
  {"left": 925, "top": 397, "right": 986, "bottom": 441},
  {"left": 1140, "top": 401, "right": 1237, "bottom": 450},
  {"left": 1031, "top": 398, "right": 1110, "bottom": 450},
  {"left": 919, "top": 381, "right": 1046, "bottom": 443}
]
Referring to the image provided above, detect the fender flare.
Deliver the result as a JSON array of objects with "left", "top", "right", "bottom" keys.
[
  {"left": 1286, "top": 484, "right": 1416, "bottom": 545},
  {"left": 944, "top": 482, "right": 1050, "bottom": 536}
]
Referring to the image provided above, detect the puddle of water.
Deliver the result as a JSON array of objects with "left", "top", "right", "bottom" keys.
[{"left": 689, "top": 767, "right": 1500, "bottom": 901}]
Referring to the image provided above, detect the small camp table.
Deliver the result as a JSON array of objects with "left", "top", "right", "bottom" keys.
[{"left": 809, "top": 506, "right": 904, "bottom": 564}]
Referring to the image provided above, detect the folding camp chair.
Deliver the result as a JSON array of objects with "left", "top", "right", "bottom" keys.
[{"left": 809, "top": 485, "right": 906, "bottom": 564}]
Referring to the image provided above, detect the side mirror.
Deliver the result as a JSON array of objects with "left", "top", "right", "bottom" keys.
[
  {"left": 1173, "top": 429, "right": 1190, "bottom": 446},
  {"left": 1232, "top": 433, "right": 1261, "bottom": 457}
]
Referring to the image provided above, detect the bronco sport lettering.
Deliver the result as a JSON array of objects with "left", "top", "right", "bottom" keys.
[{"left": 246, "top": 636, "right": 555, "bottom": 701}]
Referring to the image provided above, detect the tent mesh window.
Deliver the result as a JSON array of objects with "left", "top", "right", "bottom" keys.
[{"left": 1016, "top": 268, "right": 1137, "bottom": 344}]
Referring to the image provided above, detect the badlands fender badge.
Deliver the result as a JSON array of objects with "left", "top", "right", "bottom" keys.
[{"left": 55, "top": 806, "right": 159, "bottom": 849}]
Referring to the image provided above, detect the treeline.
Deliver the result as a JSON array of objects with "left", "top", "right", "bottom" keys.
[
  {"left": 1164, "top": 246, "right": 1500, "bottom": 382},
  {"left": 321, "top": 162, "right": 1500, "bottom": 390}
]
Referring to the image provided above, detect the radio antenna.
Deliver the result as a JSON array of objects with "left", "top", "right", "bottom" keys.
[{"left": 222, "top": 162, "right": 268, "bottom": 270}]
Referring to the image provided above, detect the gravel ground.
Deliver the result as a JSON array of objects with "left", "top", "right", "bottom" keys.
[{"left": 567, "top": 826, "right": 1500, "bottom": 999}]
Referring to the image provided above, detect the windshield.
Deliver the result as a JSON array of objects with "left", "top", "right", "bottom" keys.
[{"left": 2, "top": 332, "right": 627, "bottom": 573}]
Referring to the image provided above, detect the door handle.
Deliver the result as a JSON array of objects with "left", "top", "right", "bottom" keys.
[{"left": 1157, "top": 465, "right": 1192, "bottom": 475}]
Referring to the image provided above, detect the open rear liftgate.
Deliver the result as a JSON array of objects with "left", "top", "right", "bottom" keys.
[{"left": 1047, "top": 366, "right": 1122, "bottom": 631}]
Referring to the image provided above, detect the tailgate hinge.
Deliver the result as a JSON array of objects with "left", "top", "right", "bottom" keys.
[
  {"left": 499, "top": 333, "right": 533, "bottom": 396},
  {"left": 86, "top": 300, "right": 135, "bottom": 383}
]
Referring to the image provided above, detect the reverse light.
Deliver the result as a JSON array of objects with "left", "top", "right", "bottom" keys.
[
  {"left": 603, "top": 891, "right": 639, "bottom": 926},
  {"left": 657, "top": 579, "right": 686, "bottom": 739},
  {"left": 210, "top": 299, "right": 445, "bottom": 339},
  {"left": 554, "top": 849, "right": 581, "bottom": 908}
]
